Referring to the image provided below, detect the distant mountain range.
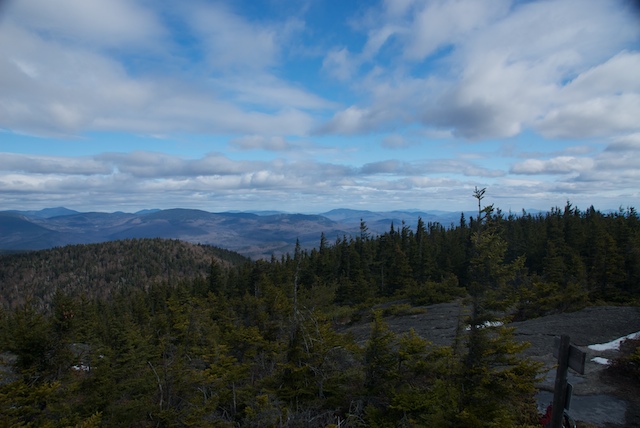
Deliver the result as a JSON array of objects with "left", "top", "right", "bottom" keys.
[{"left": 0, "top": 207, "right": 483, "bottom": 259}]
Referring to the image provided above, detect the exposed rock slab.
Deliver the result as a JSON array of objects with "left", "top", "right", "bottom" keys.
[{"left": 343, "top": 303, "right": 640, "bottom": 427}]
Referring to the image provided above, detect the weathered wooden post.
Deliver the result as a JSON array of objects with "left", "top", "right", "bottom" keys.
[
  {"left": 551, "top": 335, "right": 570, "bottom": 428},
  {"left": 550, "top": 335, "right": 585, "bottom": 428}
]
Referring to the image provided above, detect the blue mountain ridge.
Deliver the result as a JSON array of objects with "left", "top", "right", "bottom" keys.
[{"left": 0, "top": 207, "right": 532, "bottom": 259}]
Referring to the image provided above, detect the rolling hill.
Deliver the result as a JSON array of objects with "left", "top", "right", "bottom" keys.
[
  {"left": 0, "top": 207, "right": 471, "bottom": 258},
  {"left": 0, "top": 238, "right": 248, "bottom": 310}
]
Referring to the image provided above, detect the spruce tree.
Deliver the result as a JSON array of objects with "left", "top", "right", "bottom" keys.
[{"left": 457, "top": 188, "right": 541, "bottom": 427}]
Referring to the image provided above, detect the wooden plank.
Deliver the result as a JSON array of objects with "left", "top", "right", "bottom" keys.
[
  {"left": 553, "top": 336, "right": 586, "bottom": 374},
  {"left": 565, "top": 382, "right": 573, "bottom": 410},
  {"left": 568, "top": 345, "right": 586, "bottom": 375},
  {"left": 551, "top": 335, "right": 570, "bottom": 428}
]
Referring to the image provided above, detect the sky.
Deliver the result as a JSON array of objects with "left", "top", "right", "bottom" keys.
[{"left": 1, "top": 0, "right": 639, "bottom": 214}]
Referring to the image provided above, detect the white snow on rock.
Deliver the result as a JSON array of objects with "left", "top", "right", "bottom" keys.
[
  {"left": 588, "top": 331, "right": 640, "bottom": 351},
  {"left": 72, "top": 364, "right": 90, "bottom": 372},
  {"left": 591, "top": 357, "right": 610, "bottom": 365},
  {"left": 465, "top": 321, "right": 504, "bottom": 331}
]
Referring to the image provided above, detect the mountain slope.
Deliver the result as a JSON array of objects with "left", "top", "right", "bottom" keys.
[
  {"left": 0, "top": 207, "right": 472, "bottom": 258},
  {"left": 0, "top": 238, "right": 248, "bottom": 310},
  {"left": 0, "top": 213, "right": 68, "bottom": 250},
  {"left": 4, "top": 207, "right": 80, "bottom": 218}
]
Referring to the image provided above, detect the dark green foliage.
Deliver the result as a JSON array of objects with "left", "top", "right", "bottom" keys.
[
  {"left": 454, "top": 188, "right": 543, "bottom": 427},
  {"left": 0, "top": 379, "right": 65, "bottom": 427},
  {"left": 3, "top": 203, "right": 639, "bottom": 316},
  {"left": 0, "top": 238, "right": 248, "bottom": 311},
  {"left": 406, "top": 274, "right": 466, "bottom": 306},
  {"left": 0, "top": 200, "right": 638, "bottom": 426},
  {"left": 4, "top": 304, "right": 55, "bottom": 379},
  {"left": 363, "top": 311, "right": 397, "bottom": 397},
  {"left": 610, "top": 338, "right": 640, "bottom": 382}
]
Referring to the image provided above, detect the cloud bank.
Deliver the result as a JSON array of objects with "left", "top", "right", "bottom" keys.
[{"left": 0, "top": 0, "right": 638, "bottom": 212}]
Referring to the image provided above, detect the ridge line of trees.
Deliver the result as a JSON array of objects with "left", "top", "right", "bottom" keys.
[{"left": 0, "top": 199, "right": 638, "bottom": 426}]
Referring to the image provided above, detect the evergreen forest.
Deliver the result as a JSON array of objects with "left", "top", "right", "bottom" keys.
[{"left": 1, "top": 197, "right": 639, "bottom": 427}]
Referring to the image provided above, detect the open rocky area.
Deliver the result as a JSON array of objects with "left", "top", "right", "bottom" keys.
[{"left": 344, "top": 303, "right": 640, "bottom": 427}]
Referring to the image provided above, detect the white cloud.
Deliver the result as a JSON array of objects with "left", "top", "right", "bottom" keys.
[
  {"left": 382, "top": 0, "right": 414, "bottom": 19},
  {"left": 358, "top": 158, "right": 504, "bottom": 178},
  {"left": 560, "top": 51, "right": 640, "bottom": 98},
  {"left": 419, "top": 159, "right": 504, "bottom": 177},
  {"left": 4, "top": 0, "right": 637, "bottom": 143},
  {"left": 405, "top": 176, "right": 460, "bottom": 188},
  {"left": 421, "top": 128, "right": 454, "bottom": 140},
  {"left": 511, "top": 156, "right": 596, "bottom": 175},
  {"left": 0, "top": 23, "right": 126, "bottom": 135},
  {"left": 322, "top": 47, "right": 359, "bottom": 81},
  {"left": 361, "top": 25, "right": 398, "bottom": 61},
  {"left": 9, "top": 0, "right": 165, "bottom": 49},
  {"left": 535, "top": 52, "right": 640, "bottom": 138},
  {"left": 218, "top": 75, "right": 337, "bottom": 111},
  {"left": 0, "top": 22, "right": 317, "bottom": 137},
  {"left": 0, "top": 1, "right": 639, "bottom": 213},
  {"left": 361, "top": 160, "right": 407, "bottom": 174},
  {"left": 402, "top": 0, "right": 510, "bottom": 61},
  {"left": 0, "top": 1, "right": 325, "bottom": 138},
  {"left": 323, "top": 0, "right": 640, "bottom": 140},
  {"left": 321, "top": 106, "right": 372, "bottom": 134},
  {"left": 229, "top": 135, "right": 292, "bottom": 151},
  {"left": 537, "top": 94, "right": 640, "bottom": 138},
  {"left": 426, "top": 0, "right": 640, "bottom": 139},
  {"left": 381, "top": 134, "right": 413, "bottom": 149},
  {"left": 184, "top": 2, "right": 286, "bottom": 72},
  {"left": 0, "top": 151, "right": 509, "bottom": 212},
  {"left": 605, "top": 133, "right": 640, "bottom": 152},
  {"left": 0, "top": 152, "right": 111, "bottom": 175},
  {"left": 96, "top": 152, "right": 258, "bottom": 178}
]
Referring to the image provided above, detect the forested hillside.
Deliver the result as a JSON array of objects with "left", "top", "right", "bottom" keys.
[
  {"left": 0, "top": 239, "right": 248, "bottom": 310},
  {"left": 0, "top": 201, "right": 638, "bottom": 426}
]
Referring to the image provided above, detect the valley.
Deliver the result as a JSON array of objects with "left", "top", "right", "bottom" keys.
[{"left": 0, "top": 207, "right": 472, "bottom": 259}]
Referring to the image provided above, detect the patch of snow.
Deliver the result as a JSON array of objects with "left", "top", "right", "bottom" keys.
[
  {"left": 588, "top": 331, "right": 640, "bottom": 351},
  {"left": 72, "top": 364, "right": 90, "bottom": 372},
  {"left": 591, "top": 357, "right": 610, "bottom": 365},
  {"left": 465, "top": 321, "right": 504, "bottom": 331}
]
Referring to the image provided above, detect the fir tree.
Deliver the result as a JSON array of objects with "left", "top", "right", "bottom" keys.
[{"left": 457, "top": 188, "right": 541, "bottom": 427}]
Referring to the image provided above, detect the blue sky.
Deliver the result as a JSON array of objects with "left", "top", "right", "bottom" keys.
[{"left": 1, "top": 0, "right": 639, "bottom": 213}]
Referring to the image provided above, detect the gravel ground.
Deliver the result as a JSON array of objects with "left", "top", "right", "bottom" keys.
[{"left": 343, "top": 302, "right": 640, "bottom": 427}]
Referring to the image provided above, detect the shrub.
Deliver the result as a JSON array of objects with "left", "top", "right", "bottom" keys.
[{"left": 610, "top": 338, "right": 640, "bottom": 381}]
